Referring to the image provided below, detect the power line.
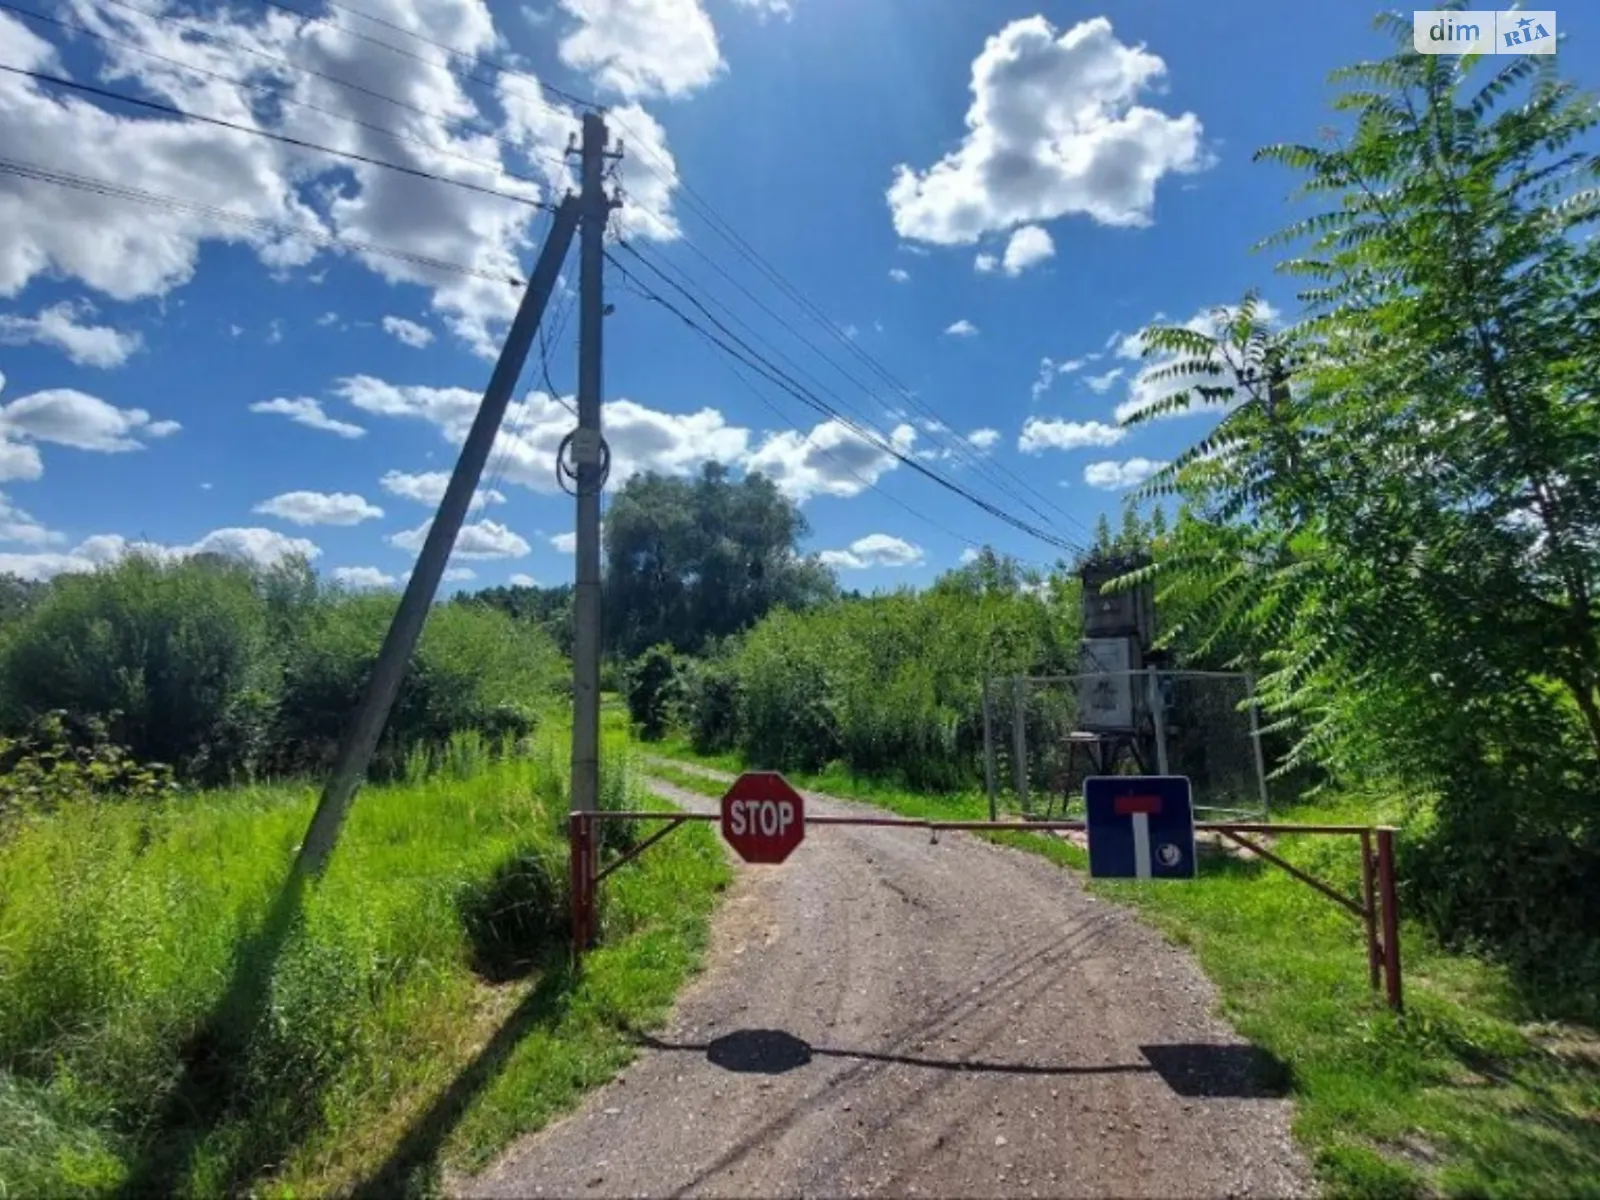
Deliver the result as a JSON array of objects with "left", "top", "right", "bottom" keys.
[
  {"left": 272, "top": 0, "right": 596, "bottom": 111},
  {"left": 0, "top": 63, "right": 553, "bottom": 215},
  {"left": 1, "top": 1, "right": 565, "bottom": 198},
  {"left": 216, "top": 0, "right": 1083, "bottom": 546},
  {"left": 0, "top": 156, "right": 523, "bottom": 286},
  {"left": 93, "top": 0, "right": 574, "bottom": 174},
  {"left": 592, "top": 114, "right": 1097, "bottom": 546},
  {"left": 607, "top": 250, "right": 1081, "bottom": 555},
  {"left": 250, "top": 0, "right": 593, "bottom": 114},
  {"left": 620, "top": 238, "right": 1082, "bottom": 543}
]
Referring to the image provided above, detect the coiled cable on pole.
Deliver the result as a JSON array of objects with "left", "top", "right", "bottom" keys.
[{"left": 556, "top": 429, "right": 611, "bottom": 496}]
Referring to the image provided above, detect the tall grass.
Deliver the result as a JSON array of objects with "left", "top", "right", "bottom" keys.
[{"left": 0, "top": 728, "right": 728, "bottom": 1197}]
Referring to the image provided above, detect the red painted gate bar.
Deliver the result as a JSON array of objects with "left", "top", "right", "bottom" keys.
[{"left": 568, "top": 805, "right": 1405, "bottom": 1012}]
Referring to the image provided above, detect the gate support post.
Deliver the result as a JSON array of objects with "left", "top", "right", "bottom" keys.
[
  {"left": 1012, "top": 677, "right": 1029, "bottom": 813},
  {"left": 982, "top": 676, "right": 997, "bottom": 822},
  {"left": 570, "top": 812, "right": 595, "bottom": 965},
  {"left": 1376, "top": 828, "right": 1403, "bottom": 1013},
  {"left": 1359, "top": 828, "right": 1380, "bottom": 992}
]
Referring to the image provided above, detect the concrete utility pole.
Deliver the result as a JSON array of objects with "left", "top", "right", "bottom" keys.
[
  {"left": 290, "top": 196, "right": 581, "bottom": 882},
  {"left": 568, "top": 111, "right": 618, "bottom": 864}
]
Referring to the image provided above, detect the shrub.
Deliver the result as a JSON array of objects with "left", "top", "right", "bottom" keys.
[
  {"left": 0, "top": 711, "right": 176, "bottom": 821},
  {"left": 274, "top": 594, "right": 564, "bottom": 779},
  {"left": 623, "top": 644, "right": 683, "bottom": 741},
  {"left": 0, "top": 554, "right": 278, "bottom": 785},
  {"left": 680, "top": 655, "right": 741, "bottom": 754}
]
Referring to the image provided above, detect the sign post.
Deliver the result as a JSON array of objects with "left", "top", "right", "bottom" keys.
[
  {"left": 1085, "top": 775, "right": 1195, "bottom": 879},
  {"left": 721, "top": 772, "right": 806, "bottom": 864}
]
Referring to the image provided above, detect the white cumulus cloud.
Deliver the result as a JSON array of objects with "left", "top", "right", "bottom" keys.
[
  {"left": 508, "top": 572, "right": 538, "bottom": 586},
  {"left": 0, "top": 1, "right": 680, "bottom": 359},
  {"left": 745, "top": 419, "right": 914, "bottom": 503},
  {"left": 551, "top": 531, "right": 577, "bottom": 553},
  {"left": 0, "top": 387, "right": 178, "bottom": 452},
  {"left": 388, "top": 518, "right": 531, "bottom": 559},
  {"left": 333, "top": 565, "right": 398, "bottom": 588},
  {"left": 443, "top": 566, "right": 476, "bottom": 582},
  {"left": 888, "top": 267, "right": 910, "bottom": 283},
  {"left": 0, "top": 301, "right": 142, "bottom": 367},
  {"left": 0, "top": 492, "right": 62, "bottom": 545},
  {"left": 967, "top": 427, "right": 1000, "bottom": 450},
  {"left": 1085, "top": 367, "right": 1124, "bottom": 394},
  {"left": 341, "top": 376, "right": 749, "bottom": 493},
  {"left": 819, "top": 533, "right": 924, "bottom": 570},
  {"left": 557, "top": 0, "right": 723, "bottom": 99},
  {"left": 1018, "top": 418, "right": 1124, "bottom": 453},
  {"left": 1000, "top": 225, "right": 1054, "bottom": 275},
  {"left": 379, "top": 469, "right": 506, "bottom": 510},
  {"left": 0, "top": 525, "right": 321, "bottom": 581},
  {"left": 1084, "top": 457, "right": 1167, "bottom": 489},
  {"left": 945, "top": 319, "right": 978, "bottom": 337},
  {"left": 382, "top": 316, "right": 435, "bottom": 348},
  {"left": 249, "top": 397, "right": 366, "bottom": 439},
  {"left": 253, "top": 491, "right": 384, "bottom": 526},
  {"left": 887, "top": 16, "right": 1207, "bottom": 244}
]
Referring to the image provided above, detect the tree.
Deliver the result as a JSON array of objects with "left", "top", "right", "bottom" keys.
[
  {"left": 603, "top": 462, "right": 835, "bottom": 657},
  {"left": 1124, "top": 21, "right": 1600, "bottom": 989}
]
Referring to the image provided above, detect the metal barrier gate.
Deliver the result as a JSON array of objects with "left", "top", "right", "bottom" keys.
[{"left": 569, "top": 806, "right": 1405, "bottom": 1012}]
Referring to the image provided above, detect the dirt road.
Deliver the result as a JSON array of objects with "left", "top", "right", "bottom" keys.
[{"left": 465, "top": 767, "right": 1310, "bottom": 1199}]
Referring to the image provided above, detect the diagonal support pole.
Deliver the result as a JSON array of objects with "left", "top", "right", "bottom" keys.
[{"left": 291, "top": 197, "right": 581, "bottom": 883}]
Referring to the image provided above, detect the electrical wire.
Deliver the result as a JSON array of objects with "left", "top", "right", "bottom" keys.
[
  {"left": 250, "top": 0, "right": 591, "bottom": 116},
  {"left": 0, "top": 2, "right": 565, "bottom": 198},
  {"left": 0, "top": 63, "right": 555, "bottom": 215},
  {"left": 270, "top": 0, "right": 596, "bottom": 111},
  {"left": 92, "top": 0, "right": 576, "bottom": 174},
  {"left": 0, "top": 156, "right": 523, "bottom": 286},
  {"left": 217, "top": 0, "right": 1089, "bottom": 548},
  {"left": 591, "top": 115, "right": 1097, "bottom": 546},
  {"left": 607, "top": 250, "right": 1082, "bottom": 555},
  {"left": 619, "top": 238, "right": 1084, "bottom": 545}
]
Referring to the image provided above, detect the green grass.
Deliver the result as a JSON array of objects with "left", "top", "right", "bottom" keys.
[
  {"left": 0, "top": 730, "right": 730, "bottom": 1198},
  {"left": 643, "top": 745, "right": 1600, "bottom": 1199}
]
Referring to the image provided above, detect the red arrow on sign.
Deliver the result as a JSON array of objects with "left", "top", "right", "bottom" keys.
[{"left": 720, "top": 771, "right": 806, "bottom": 864}]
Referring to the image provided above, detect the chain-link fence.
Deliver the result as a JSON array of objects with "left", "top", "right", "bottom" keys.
[{"left": 983, "top": 670, "right": 1270, "bottom": 819}]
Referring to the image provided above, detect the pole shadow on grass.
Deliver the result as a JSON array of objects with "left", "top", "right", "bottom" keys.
[
  {"left": 117, "top": 874, "right": 312, "bottom": 1199},
  {"left": 351, "top": 958, "right": 578, "bottom": 1200}
]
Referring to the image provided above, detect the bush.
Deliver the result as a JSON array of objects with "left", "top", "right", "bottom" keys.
[
  {"left": 722, "top": 583, "right": 1080, "bottom": 790},
  {"left": 273, "top": 594, "right": 564, "bottom": 780},
  {"left": 623, "top": 644, "right": 683, "bottom": 741},
  {"left": 680, "top": 655, "right": 741, "bottom": 754},
  {"left": 0, "top": 712, "right": 176, "bottom": 820},
  {"left": 0, "top": 555, "right": 279, "bottom": 785}
]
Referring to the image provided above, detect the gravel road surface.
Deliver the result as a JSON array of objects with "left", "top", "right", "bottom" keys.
[{"left": 464, "top": 767, "right": 1310, "bottom": 1199}]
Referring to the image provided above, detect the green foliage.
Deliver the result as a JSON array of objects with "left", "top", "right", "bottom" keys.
[
  {"left": 1130, "top": 28, "right": 1600, "bottom": 1002},
  {"left": 0, "top": 711, "right": 177, "bottom": 820},
  {"left": 0, "top": 555, "right": 566, "bottom": 788},
  {"left": 463, "top": 582, "right": 575, "bottom": 657},
  {"left": 694, "top": 553, "right": 1080, "bottom": 790},
  {"left": 274, "top": 592, "right": 564, "bottom": 780},
  {"left": 603, "top": 462, "right": 836, "bottom": 658},
  {"left": 0, "top": 554, "right": 279, "bottom": 785},
  {"left": 623, "top": 644, "right": 684, "bottom": 741},
  {"left": 0, "top": 735, "right": 729, "bottom": 1196}
]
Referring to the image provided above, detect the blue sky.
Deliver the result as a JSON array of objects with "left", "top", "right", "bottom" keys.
[{"left": 0, "top": 1, "right": 1588, "bottom": 591}]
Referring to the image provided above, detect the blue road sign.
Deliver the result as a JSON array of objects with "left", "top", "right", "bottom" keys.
[{"left": 1085, "top": 775, "right": 1196, "bottom": 880}]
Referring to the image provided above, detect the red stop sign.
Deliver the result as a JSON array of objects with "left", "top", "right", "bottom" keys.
[{"left": 720, "top": 771, "right": 806, "bottom": 864}]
